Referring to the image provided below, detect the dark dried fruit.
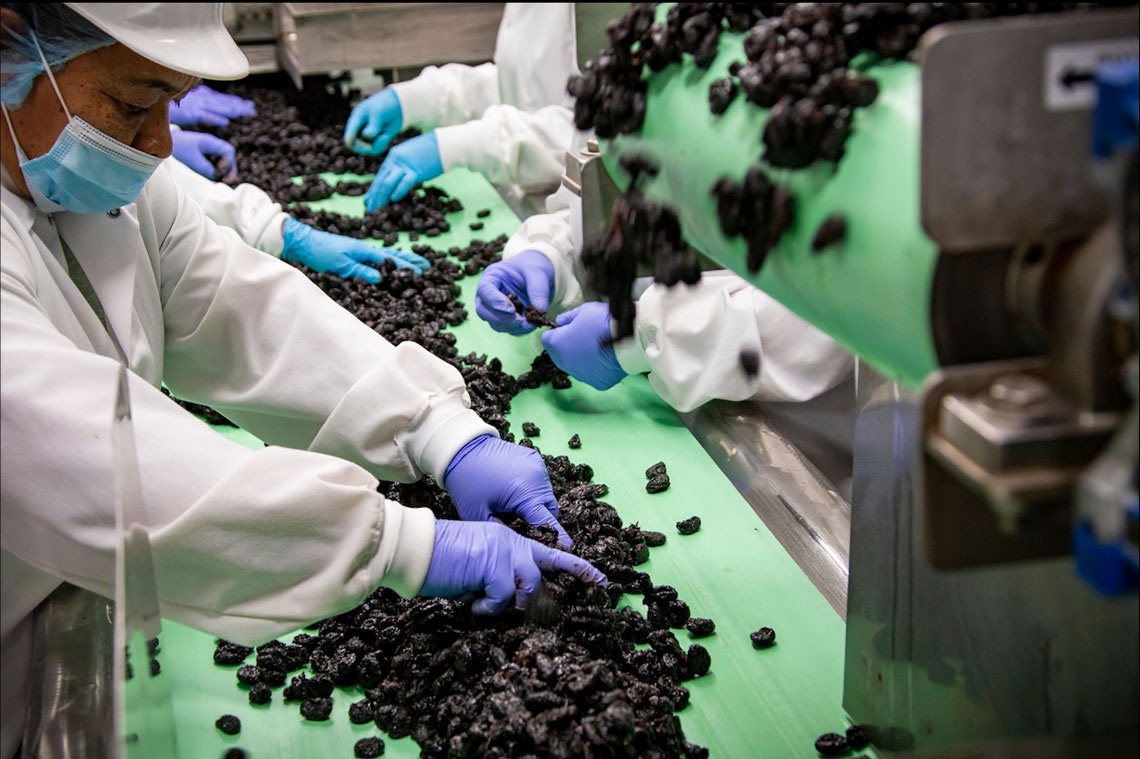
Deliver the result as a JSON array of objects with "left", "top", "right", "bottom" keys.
[
  {"left": 354, "top": 736, "right": 386, "bottom": 758},
  {"left": 568, "top": 434, "right": 581, "bottom": 449},
  {"left": 642, "top": 530, "right": 667, "bottom": 547},
  {"left": 677, "top": 516, "right": 701, "bottom": 535},
  {"left": 213, "top": 641, "right": 252, "bottom": 666},
  {"left": 235, "top": 665, "right": 261, "bottom": 686},
  {"left": 687, "top": 644, "right": 711, "bottom": 677},
  {"left": 349, "top": 698, "right": 376, "bottom": 724},
  {"left": 846, "top": 724, "right": 871, "bottom": 750},
  {"left": 248, "top": 682, "right": 271, "bottom": 705},
  {"left": 476, "top": 208, "right": 491, "bottom": 218},
  {"left": 215, "top": 714, "right": 241, "bottom": 735},
  {"left": 739, "top": 349, "right": 760, "bottom": 377},
  {"left": 646, "top": 461, "right": 667, "bottom": 479},
  {"left": 812, "top": 215, "right": 847, "bottom": 251},
  {"left": 751, "top": 627, "right": 777, "bottom": 649},
  {"left": 469, "top": 222, "right": 484, "bottom": 231},
  {"left": 522, "top": 422, "right": 540, "bottom": 437},
  {"left": 647, "top": 473, "right": 671, "bottom": 493},
  {"left": 708, "top": 77, "right": 738, "bottom": 115},
  {"left": 300, "top": 697, "right": 333, "bottom": 721},
  {"left": 686, "top": 618, "right": 716, "bottom": 637},
  {"left": 224, "top": 749, "right": 246, "bottom": 759},
  {"left": 815, "top": 732, "right": 849, "bottom": 756}
]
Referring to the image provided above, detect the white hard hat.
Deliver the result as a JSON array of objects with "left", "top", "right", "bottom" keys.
[{"left": 64, "top": 3, "right": 249, "bottom": 80}]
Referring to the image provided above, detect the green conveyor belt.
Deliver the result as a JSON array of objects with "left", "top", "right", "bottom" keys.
[
  {"left": 601, "top": 4, "right": 940, "bottom": 389},
  {"left": 155, "top": 168, "right": 849, "bottom": 758}
]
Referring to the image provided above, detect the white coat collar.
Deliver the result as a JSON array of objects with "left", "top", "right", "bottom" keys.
[{"left": 0, "top": 163, "right": 37, "bottom": 233}]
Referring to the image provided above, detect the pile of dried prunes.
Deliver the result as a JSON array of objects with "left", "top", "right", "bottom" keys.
[{"left": 191, "top": 76, "right": 710, "bottom": 757}]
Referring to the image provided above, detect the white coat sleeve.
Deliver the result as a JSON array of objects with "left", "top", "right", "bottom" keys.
[
  {"left": 501, "top": 186, "right": 585, "bottom": 313},
  {"left": 611, "top": 271, "right": 856, "bottom": 413},
  {"left": 434, "top": 103, "right": 575, "bottom": 195},
  {"left": 157, "top": 158, "right": 290, "bottom": 257},
  {"left": 390, "top": 62, "right": 501, "bottom": 132},
  {"left": 0, "top": 184, "right": 490, "bottom": 647}
]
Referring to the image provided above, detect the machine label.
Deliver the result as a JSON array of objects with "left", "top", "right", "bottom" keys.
[{"left": 1044, "top": 38, "right": 1139, "bottom": 110}]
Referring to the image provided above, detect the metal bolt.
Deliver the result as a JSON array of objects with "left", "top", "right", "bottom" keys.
[
  {"left": 587, "top": 138, "right": 600, "bottom": 153},
  {"left": 988, "top": 374, "right": 1051, "bottom": 408}
]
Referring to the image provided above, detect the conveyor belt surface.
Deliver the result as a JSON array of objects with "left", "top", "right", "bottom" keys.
[{"left": 156, "top": 168, "right": 849, "bottom": 758}]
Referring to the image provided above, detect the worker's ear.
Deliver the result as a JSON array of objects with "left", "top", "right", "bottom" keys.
[{"left": 0, "top": 7, "right": 27, "bottom": 52}]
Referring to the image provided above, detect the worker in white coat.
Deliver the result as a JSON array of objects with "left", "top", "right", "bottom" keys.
[
  {"left": 343, "top": 3, "right": 578, "bottom": 217},
  {"left": 0, "top": 6, "right": 604, "bottom": 757},
  {"left": 475, "top": 187, "right": 855, "bottom": 412}
]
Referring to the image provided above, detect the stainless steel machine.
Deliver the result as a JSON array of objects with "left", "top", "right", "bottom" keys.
[{"left": 570, "top": 5, "right": 1140, "bottom": 755}]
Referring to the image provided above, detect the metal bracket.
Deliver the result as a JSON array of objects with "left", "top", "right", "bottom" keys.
[{"left": 917, "top": 8, "right": 1139, "bottom": 251}]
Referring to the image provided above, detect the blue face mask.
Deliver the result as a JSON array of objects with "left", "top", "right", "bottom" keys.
[{"left": 0, "top": 31, "right": 162, "bottom": 215}]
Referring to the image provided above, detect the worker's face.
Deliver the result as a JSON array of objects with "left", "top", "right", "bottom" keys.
[{"left": 1, "top": 39, "right": 198, "bottom": 197}]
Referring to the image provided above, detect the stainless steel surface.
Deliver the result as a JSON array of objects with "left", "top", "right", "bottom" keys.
[
  {"left": 240, "top": 43, "right": 280, "bottom": 75},
  {"left": 844, "top": 363, "right": 1139, "bottom": 753},
  {"left": 277, "top": 3, "right": 502, "bottom": 88},
  {"left": 917, "top": 9, "right": 1138, "bottom": 251},
  {"left": 563, "top": 141, "right": 622, "bottom": 250},
  {"left": 679, "top": 386, "right": 854, "bottom": 619},
  {"left": 574, "top": 3, "right": 631, "bottom": 72},
  {"left": 22, "top": 585, "right": 115, "bottom": 759}
]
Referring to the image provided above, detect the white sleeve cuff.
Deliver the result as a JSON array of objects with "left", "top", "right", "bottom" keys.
[
  {"left": 390, "top": 79, "right": 445, "bottom": 130},
  {"left": 435, "top": 120, "right": 495, "bottom": 174},
  {"left": 613, "top": 323, "right": 652, "bottom": 376},
  {"left": 398, "top": 395, "right": 497, "bottom": 481},
  {"left": 372, "top": 501, "right": 436, "bottom": 598}
]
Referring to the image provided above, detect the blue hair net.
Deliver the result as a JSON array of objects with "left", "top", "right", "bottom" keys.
[{"left": 1, "top": 3, "right": 116, "bottom": 108}]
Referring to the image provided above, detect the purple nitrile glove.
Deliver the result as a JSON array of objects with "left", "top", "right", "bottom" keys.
[
  {"left": 475, "top": 250, "right": 556, "bottom": 336},
  {"left": 344, "top": 88, "right": 404, "bottom": 155},
  {"left": 364, "top": 132, "right": 443, "bottom": 211},
  {"left": 419, "top": 520, "right": 607, "bottom": 615},
  {"left": 169, "top": 85, "right": 255, "bottom": 127},
  {"left": 281, "top": 217, "right": 429, "bottom": 284},
  {"left": 443, "top": 433, "right": 572, "bottom": 546},
  {"left": 171, "top": 130, "right": 236, "bottom": 180},
  {"left": 541, "top": 302, "right": 628, "bottom": 391}
]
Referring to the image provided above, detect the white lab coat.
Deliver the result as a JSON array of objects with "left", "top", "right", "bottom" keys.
[
  {"left": 159, "top": 157, "right": 289, "bottom": 255},
  {"left": 390, "top": 3, "right": 578, "bottom": 202},
  {"left": 502, "top": 193, "right": 856, "bottom": 413},
  {"left": 0, "top": 165, "right": 495, "bottom": 756}
]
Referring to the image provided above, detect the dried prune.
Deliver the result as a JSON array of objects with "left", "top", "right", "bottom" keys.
[
  {"left": 812, "top": 215, "right": 847, "bottom": 251},
  {"left": 522, "top": 422, "right": 540, "bottom": 437},
  {"left": 687, "top": 644, "right": 711, "bottom": 677},
  {"left": 814, "top": 732, "right": 848, "bottom": 756},
  {"left": 235, "top": 665, "right": 260, "bottom": 686},
  {"left": 686, "top": 618, "right": 716, "bottom": 638},
  {"left": 248, "top": 682, "right": 271, "bottom": 705},
  {"left": 354, "top": 736, "right": 386, "bottom": 758},
  {"left": 469, "top": 222, "right": 484, "bottom": 231},
  {"left": 646, "top": 462, "right": 667, "bottom": 479},
  {"left": 647, "top": 473, "right": 671, "bottom": 493},
  {"left": 676, "top": 516, "right": 701, "bottom": 535},
  {"left": 215, "top": 714, "right": 241, "bottom": 735},
  {"left": 750, "top": 627, "right": 777, "bottom": 649},
  {"left": 300, "top": 697, "right": 333, "bottom": 721},
  {"left": 349, "top": 698, "right": 376, "bottom": 724},
  {"left": 224, "top": 749, "right": 246, "bottom": 759},
  {"left": 846, "top": 724, "right": 871, "bottom": 750},
  {"left": 213, "top": 641, "right": 252, "bottom": 666},
  {"left": 642, "top": 530, "right": 667, "bottom": 547},
  {"left": 476, "top": 208, "right": 491, "bottom": 218},
  {"left": 568, "top": 434, "right": 582, "bottom": 448},
  {"left": 708, "top": 77, "right": 738, "bottom": 115}
]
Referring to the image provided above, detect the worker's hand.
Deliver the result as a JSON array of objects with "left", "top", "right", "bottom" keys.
[
  {"left": 419, "top": 520, "right": 606, "bottom": 615},
  {"left": 171, "top": 130, "right": 237, "bottom": 181},
  {"left": 364, "top": 132, "right": 443, "bottom": 211},
  {"left": 541, "top": 302, "right": 628, "bottom": 391},
  {"left": 475, "top": 251, "right": 556, "bottom": 336},
  {"left": 281, "top": 217, "right": 430, "bottom": 284},
  {"left": 169, "top": 85, "right": 255, "bottom": 127},
  {"left": 344, "top": 88, "right": 404, "bottom": 155},
  {"left": 443, "top": 433, "right": 572, "bottom": 546}
]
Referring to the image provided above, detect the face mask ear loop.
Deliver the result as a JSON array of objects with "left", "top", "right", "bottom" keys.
[{"left": 29, "top": 29, "right": 73, "bottom": 122}]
